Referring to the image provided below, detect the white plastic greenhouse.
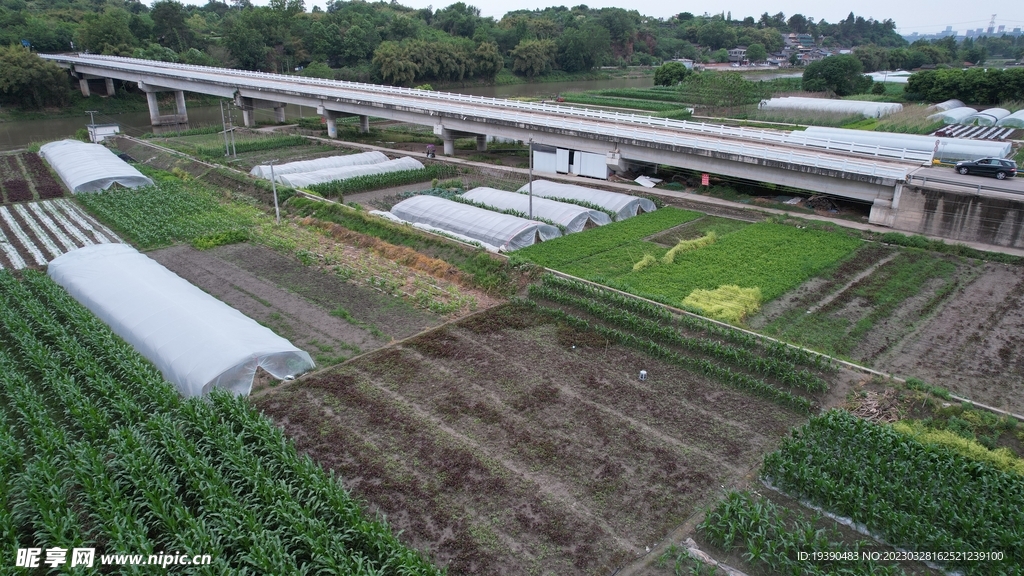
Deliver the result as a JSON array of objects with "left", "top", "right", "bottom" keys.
[
  {"left": 866, "top": 70, "right": 913, "bottom": 84},
  {"left": 389, "top": 195, "right": 560, "bottom": 251},
  {"left": 516, "top": 180, "right": 656, "bottom": 221},
  {"left": 250, "top": 151, "right": 388, "bottom": 179},
  {"left": 963, "top": 108, "right": 1010, "bottom": 127},
  {"left": 277, "top": 156, "right": 424, "bottom": 188},
  {"left": 758, "top": 97, "right": 903, "bottom": 118},
  {"left": 47, "top": 244, "right": 315, "bottom": 398},
  {"left": 926, "top": 107, "right": 978, "bottom": 125},
  {"left": 928, "top": 99, "right": 966, "bottom": 112},
  {"left": 39, "top": 139, "right": 153, "bottom": 193},
  {"left": 997, "top": 110, "right": 1024, "bottom": 128},
  {"left": 796, "top": 127, "right": 1012, "bottom": 162},
  {"left": 462, "top": 187, "right": 611, "bottom": 232}
]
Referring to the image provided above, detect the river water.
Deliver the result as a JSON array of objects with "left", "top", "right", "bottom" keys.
[{"left": 0, "top": 76, "right": 663, "bottom": 152}]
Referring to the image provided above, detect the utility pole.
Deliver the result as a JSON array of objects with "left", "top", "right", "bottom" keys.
[
  {"left": 528, "top": 137, "right": 533, "bottom": 219},
  {"left": 268, "top": 159, "right": 281, "bottom": 224},
  {"left": 220, "top": 100, "right": 230, "bottom": 157},
  {"left": 85, "top": 110, "right": 97, "bottom": 126}
]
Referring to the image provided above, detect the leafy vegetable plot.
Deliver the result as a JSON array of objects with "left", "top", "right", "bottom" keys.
[
  {"left": 762, "top": 410, "right": 1024, "bottom": 575},
  {"left": 0, "top": 270, "right": 441, "bottom": 574},
  {"left": 76, "top": 179, "right": 261, "bottom": 250},
  {"left": 519, "top": 217, "right": 861, "bottom": 315}
]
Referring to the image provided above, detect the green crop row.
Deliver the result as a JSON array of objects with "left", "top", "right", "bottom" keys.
[
  {"left": 529, "top": 281, "right": 827, "bottom": 391},
  {"left": 538, "top": 275, "right": 833, "bottom": 371},
  {"left": 699, "top": 491, "right": 907, "bottom": 575},
  {"left": 0, "top": 270, "right": 441, "bottom": 574},
  {"left": 76, "top": 179, "right": 260, "bottom": 250},
  {"left": 513, "top": 207, "right": 703, "bottom": 269},
  {"left": 194, "top": 135, "right": 309, "bottom": 157},
  {"left": 529, "top": 300, "right": 812, "bottom": 412},
  {"left": 306, "top": 164, "right": 460, "bottom": 198},
  {"left": 763, "top": 410, "right": 1024, "bottom": 575},
  {"left": 559, "top": 93, "right": 687, "bottom": 112}
]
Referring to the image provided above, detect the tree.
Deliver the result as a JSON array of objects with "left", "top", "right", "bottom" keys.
[
  {"left": 653, "top": 61, "right": 690, "bottom": 86},
  {"left": 473, "top": 41, "right": 503, "bottom": 80},
  {"left": 510, "top": 39, "right": 556, "bottom": 78},
  {"left": 745, "top": 43, "right": 766, "bottom": 63},
  {"left": 557, "top": 23, "right": 610, "bottom": 73},
  {"left": 802, "top": 54, "right": 871, "bottom": 96},
  {"left": 151, "top": 0, "right": 193, "bottom": 52},
  {"left": 697, "top": 21, "right": 736, "bottom": 51},
  {"left": 372, "top": 41, "right": 417, "bottom": 85},
  {"left": 0, "top": 45, "right": 70, "bottom": 109},
  {"left": 76, "top": 8, "right": 137, "bottom": 53},
  {"left": 301, "top": 61, "right": 333, "bottom": 79}
]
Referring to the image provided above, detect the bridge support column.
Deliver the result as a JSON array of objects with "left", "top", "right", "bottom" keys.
[
  {"left": 174, "top": 91, "right": 188, "bottom": 124},
  {"left": 274, "top": 104, "right": 287, "bottom": 123},
  {"left": 146, "top": 91, "right": 161, "bottom": 125},
  {"left": 359, "top": 115, "right": 369, "bottom": 133},
  {"left": 239, "top": 97, "right": 255, "bottom": 127},
  {"left": 78, "top": 78, "right": 90, "bottom": 97},
  {"left": 105, "top": 78, "right": 115, "bottom": 96},
  {"left": 476, "top": 135, "right": 487, "bottom": 152},
  {"left": 324, "top": 111, "right": 340, "bottom": 138},
  {"left": 443, "top": 137, "right": 455, "bottom": 156}
]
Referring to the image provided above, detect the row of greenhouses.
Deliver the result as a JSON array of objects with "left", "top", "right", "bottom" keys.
[
  {"left": 927, "top": 106, "right": 1024, "bottom": 128},
  {"left": 758, "top": 97, "right": 903, "bottom": 118},
  {"left": 250, "top": 152, "right": 424, "bottom": 188},
  {"left": 380, "top": 181, "right": 656, "bottom": 252}
]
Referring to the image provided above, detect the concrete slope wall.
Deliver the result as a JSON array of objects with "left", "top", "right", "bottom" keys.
[{"left": 893, "top": 187, "right": 1024, "bottom": 248}]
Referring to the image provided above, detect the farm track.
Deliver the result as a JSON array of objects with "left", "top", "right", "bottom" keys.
[{"left": 0, "top": 199, "right": 120, "bottom": 270}]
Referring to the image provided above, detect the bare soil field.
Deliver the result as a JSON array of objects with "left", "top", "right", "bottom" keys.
[
  {"left": 255, "top": 301, "right": 862, "bottom": 575},
  {"left": 752, "top": 243, "right": 1024, "bottom": 415},
  {"left": 151, "top": 243, "right": 447, "bottom": 371},
  {"left": 877, "top": 262, "right": 1024, "bottom": 414}
]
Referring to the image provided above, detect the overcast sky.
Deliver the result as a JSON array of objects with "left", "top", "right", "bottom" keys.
[{"left": 289, "top": 0, "right": 1024, "bottom": 36}]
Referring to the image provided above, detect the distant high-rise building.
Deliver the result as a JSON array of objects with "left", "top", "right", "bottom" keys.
[{"left": 997, "top": 25, "right": 1005, "bottom": 33}]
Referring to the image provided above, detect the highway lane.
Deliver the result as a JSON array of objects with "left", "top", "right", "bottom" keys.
[{"left": 907, "top": 166, "right": 1024, "bottom": 195}]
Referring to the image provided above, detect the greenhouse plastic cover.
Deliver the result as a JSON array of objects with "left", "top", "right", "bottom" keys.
[
  {"left": 463, "top": 187, "right": 611, "bottom": 232},
  {"left": 929, "top": 99, "right": 965, "bottom": 112},
  {"left": 516, "top": 180, "right": 656, "bottom": 221},
  {"left": 798, "top": 127, "right": 1011, "bottom": 162},
  {"left": 389, "top": 195, "right": 560, "bottom": 251},
  {"left": 926, "top": 107, "right": 978, "bottom": 125},
  {"left": 277, "top": 156, "right": 423, "bottom": 188},
  {"left": 964, "top": 108, "right": 1010, "bottom": 127},
  {"left": 47, "top": 243, "right": 314, "bottom": 398},
  {"left": 369, "top": 209, "right": 501, "bottom": 252},
  {"left": 758, "top": 97, "right": 902, "bottom": 118},
  {"left": 250, "top": 151, "right": 388, "bottom": 179},
  {"left": 997, "top": 110, "right": 1024, "bottom": 128},
  {"left": 39, "top": 139, "right": 153, "bottom": 193}
]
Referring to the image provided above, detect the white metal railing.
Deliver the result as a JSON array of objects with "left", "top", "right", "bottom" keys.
[{"left": 46, "top": 54, "right": 914, "bottom": 180}]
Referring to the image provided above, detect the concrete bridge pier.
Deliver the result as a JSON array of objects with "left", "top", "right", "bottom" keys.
[
  {"left": 238, "top": 97, "right": 289, "bottom": 126},
  {"left": 105, "top": 78, "right": 115, "bottom": 96},
  {"left": 323, "top": 110, "right": 341, "bottom": 138},
  {"left": 139, "top": 83, "right": 188, "bottom": 126},
  {"left": 359, "top": 115, "right": 369, "bottom": 133},
  {"left": 435, "top": 125, "right": 487, "bottom": 156},
  {"left": 74, "top": 74, "right": 117, "bottom": 97},
  {"left": 78, "top": 77, "right": 90, "bottom": 97}
]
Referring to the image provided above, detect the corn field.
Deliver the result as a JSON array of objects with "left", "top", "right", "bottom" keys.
[
  {"left": 698, "top": 491, "right": 908, "bottom": 575},
  {"left": 0, "top": 270, "right": 442, "bottom": 575},
  {"left": 762, "top": 410, "right": 1024, "bottom": 575}
]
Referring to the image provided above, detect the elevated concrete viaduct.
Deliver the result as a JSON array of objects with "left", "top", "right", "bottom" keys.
[{"left": 41, "top": 54, "right": 1024, "bottom": 246}]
